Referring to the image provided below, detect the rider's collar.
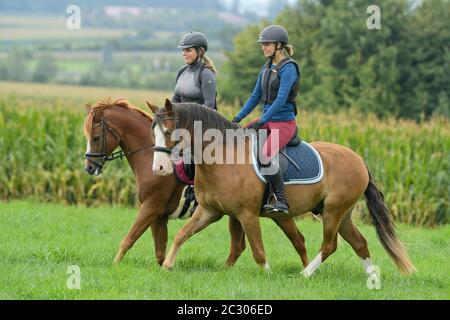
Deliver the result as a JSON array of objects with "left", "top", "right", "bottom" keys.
[{"left": 187, "top": 59, "right": 203, "bottom": 70}]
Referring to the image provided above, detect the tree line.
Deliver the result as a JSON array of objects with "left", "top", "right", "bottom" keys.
[{"left": 220, "top": 0, "right": 450, "bottom": 120}]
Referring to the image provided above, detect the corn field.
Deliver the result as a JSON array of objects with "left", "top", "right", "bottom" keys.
[{"left": 0, "top": 92, "right": 448, "bottom": 226}]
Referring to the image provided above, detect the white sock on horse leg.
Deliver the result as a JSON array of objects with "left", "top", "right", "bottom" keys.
[
  {"left": 361, "top": 257, "right": 374, "bottom": 274},
  {"left": 302, "top": 252, "right": 322, "bottom": 277},
  {"left": 263, "top": 262, "right": 272, "bottom": 273}
]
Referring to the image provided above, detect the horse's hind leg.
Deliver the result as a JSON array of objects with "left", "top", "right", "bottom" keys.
[
  {"left": 162, "top": 206, "right": 222, "bottom": 270},
  {"left": 302, "top": 203, "right": 349, "bottom": 277},
  {"left": 338, "top": 210, "right": 373, "bottom": 274},
  {"left": 225, "top": 217, "right": 246, "bottom": 268},
  {"left": 272, "top": 217, "right": 309, "bottom": 268},
  {"left": 150, "top": 215, "right": 169, "bottom": 266}
]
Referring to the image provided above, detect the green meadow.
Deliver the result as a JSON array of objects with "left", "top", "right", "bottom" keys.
[{"left": 0, "top": 201, "right": 448, "bottom": 299}]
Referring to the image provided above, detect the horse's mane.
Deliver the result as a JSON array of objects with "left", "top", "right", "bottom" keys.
[
  {"left": 90, "top": 98, "right": 153, "bottom": 121},
  {"left": 157, "top": 102, "right": 241, "bottom": 139},
  {"left": 84, "top": 98, "right": 153, "bottom": 137}
]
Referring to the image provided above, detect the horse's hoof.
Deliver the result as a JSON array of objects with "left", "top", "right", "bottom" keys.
[
  {"left": 224, "top": 258, "right": 236, "bottom": 269},
  {"left": 301, "top": 270, "right": 312, "bottom": 278},
  {"left": 162, "top": 262, "right": 173, "bottom": 271}
]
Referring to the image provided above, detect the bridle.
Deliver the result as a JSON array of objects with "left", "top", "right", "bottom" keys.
[
  {"left": 85, "top": 116, "right": 154, "bottom": 171},
  {"left": 152, "top": 110, "right": 180, "bottom": 157}
]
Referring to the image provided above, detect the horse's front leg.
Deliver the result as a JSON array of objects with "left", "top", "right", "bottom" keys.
[
  {"left": 162, "top": 205, "right": 222, "bottom": 270},
  {"left": 150, "top": 214, "right": 169, "bottom": 266},
  {"left": 113, "top": 200, "right": 162, "bottom": 264},
  {"left": 238, "top": 212, "right": 270, "bottom": 272}
]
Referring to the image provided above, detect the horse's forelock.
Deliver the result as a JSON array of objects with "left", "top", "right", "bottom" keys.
[{"left": 83, "top": 111, "right": 95, "bottom": 139}]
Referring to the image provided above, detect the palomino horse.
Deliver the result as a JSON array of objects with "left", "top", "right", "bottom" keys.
[
  {"left": 150, "top": 99, "right": 416, "bottom": 276},
  {"left": 83, "top": 99, "right": 309, "bottom": 267}
]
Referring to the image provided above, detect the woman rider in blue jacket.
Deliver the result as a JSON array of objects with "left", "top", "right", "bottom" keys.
[{"left": 232, "top": 25, "right": 301, "bottom": 214}]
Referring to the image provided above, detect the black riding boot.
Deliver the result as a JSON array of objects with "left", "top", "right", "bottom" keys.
[
  {"left": 263, "top": 169, "right": 289, "bottom": 214},
  {"left": 184, "top": 185, "right": 195, "bottom": 205}
]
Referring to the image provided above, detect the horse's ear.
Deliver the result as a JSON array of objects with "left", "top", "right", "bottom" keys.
[
  {"left": 164, "top": 99, "right": 173, "bottom": 112},
  {"left": 93, "top": 108, "right": 103, "bottom": 122},
  {"left": 85, "top": 104, "right": 91, "bottom": 115},
  {"left": 146, "top": 101, "right": 159, "bottom": 114}
]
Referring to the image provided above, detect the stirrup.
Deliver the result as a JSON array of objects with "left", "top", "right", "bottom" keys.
[
  {"left": 263, "top": 194, "right": 289, "bottom": 214},
  {"left": 263, "top": 203, "right": 289, "bottom": 214}
]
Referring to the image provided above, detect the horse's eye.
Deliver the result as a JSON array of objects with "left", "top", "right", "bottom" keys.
[{"left": 93, "top": 136, "right": 100, "bottom": 142}]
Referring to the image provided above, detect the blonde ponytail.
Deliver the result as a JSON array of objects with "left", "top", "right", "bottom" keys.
[
  {"left": 203, "top": 55, "right": 217, "bottom": 74},
  {"left": 284, "top": 44, "right": 294, "bottom": 56},
  {"left": 197, "top": 47, "right": 217, "bottom": 74}
]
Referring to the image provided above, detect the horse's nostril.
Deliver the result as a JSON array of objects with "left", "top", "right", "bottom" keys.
[
  {"left": 85, "top": 165, "right": 95, "bottom": 174},
  {"left": 159, "top": 165, "right": 163, "bottom": 171}
]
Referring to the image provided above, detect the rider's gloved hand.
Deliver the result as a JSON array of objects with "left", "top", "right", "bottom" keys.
[
  {"left": 231, "top": 117, "right": 240, "bottom": 124},
  {"left": 247, "top": 121, "right": 263, "bottom": 131}
]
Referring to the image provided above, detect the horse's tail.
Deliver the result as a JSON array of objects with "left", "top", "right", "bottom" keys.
[{"left": 364, "top": 166, "right": 417, "bottom": 275}]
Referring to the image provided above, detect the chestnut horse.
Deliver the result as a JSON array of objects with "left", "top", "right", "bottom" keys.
[
  {"left": 83, "top": 99, "right": 309, "bottom": 267},
  {"left": 150, "top": 99, "right": 416, "bottom": 276}
]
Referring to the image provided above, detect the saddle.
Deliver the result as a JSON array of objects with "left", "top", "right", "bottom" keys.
[
  {"left": 287, "top": 126, "right": 301, "bottom": 147},
  {"left": 251, "top": 127, "right": 324, "bottom": 185},
  {"left": 254, "top": 126, "right": 301, "bottom": 175}
]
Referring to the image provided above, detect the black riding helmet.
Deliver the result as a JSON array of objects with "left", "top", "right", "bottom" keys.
[
  {"left": 177, "top": 31, "right": 208, "bottom": 51},
  {"left": 256, "top": 25, "right": 289, "bottom": 44}
]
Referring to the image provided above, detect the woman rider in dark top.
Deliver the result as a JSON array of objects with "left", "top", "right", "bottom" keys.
[
  {"left": 172, "top": 31, "right": 217, "bottom": 203},
  {"left": 173, "top": 31, "right": 217, "bottom": 109}
]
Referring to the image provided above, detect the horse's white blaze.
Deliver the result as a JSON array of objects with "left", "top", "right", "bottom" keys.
[
  {"left": 153, "top": 124, "right": 173, "bottom": 175},
  {"left": 302, "top": 252, "right": 322, "bottom": 277},
  {"left": 86, "top": 141, "right": 91, "bottom": 154},
  {"left": 361, "top": 257, "right": 374, "bottom": 274}
]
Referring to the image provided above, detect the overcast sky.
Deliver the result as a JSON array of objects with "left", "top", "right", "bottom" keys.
[{"left": 220, "top": 0, "right": 297, "bottom": 17}]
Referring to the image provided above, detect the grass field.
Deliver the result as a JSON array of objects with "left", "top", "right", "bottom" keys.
[{"left": 0, "top": 200, "right": 448, "bottom": 300}]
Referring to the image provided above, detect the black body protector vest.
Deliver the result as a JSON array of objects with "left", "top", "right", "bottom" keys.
[{"left": 260, "top": 57, "right": 301, "bottom": 115}]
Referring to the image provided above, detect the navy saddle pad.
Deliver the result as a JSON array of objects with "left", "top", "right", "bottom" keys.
[{"left": 251, "top": 135, "right": 324, "bottom": 185}]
